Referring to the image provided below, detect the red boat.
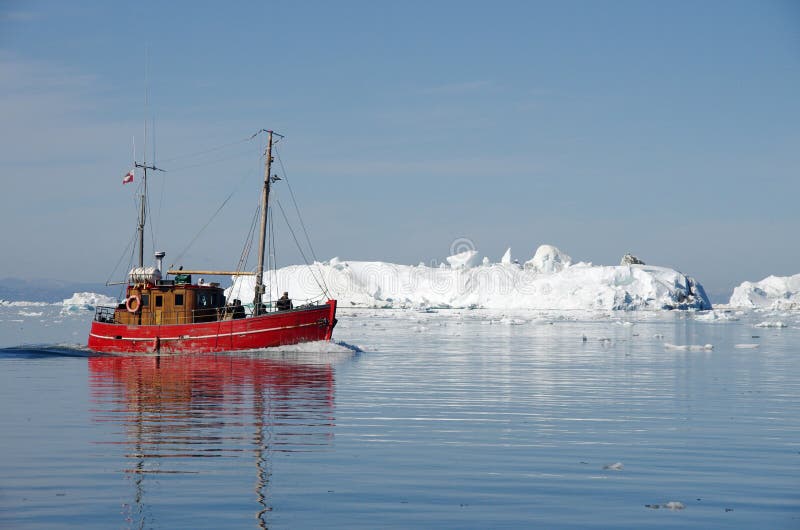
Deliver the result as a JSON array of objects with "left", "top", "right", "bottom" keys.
[{"left": 87, "top": 130, "right": 337, "bottom": 354}]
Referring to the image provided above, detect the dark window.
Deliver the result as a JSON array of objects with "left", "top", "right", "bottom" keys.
[
  {"left": 175, "top": 294, "right": 184, "bottom": 306},
  {"left": 155, "top": 296, "right": 163, "bottom": 308},
  {"left": 141, "top": 294, "right": 150, "bottom": 307},
  {"left": 198, "top": 294, "right": 208, "bottom": 307}
]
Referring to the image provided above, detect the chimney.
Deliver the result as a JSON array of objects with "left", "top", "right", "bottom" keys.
[{"left": 154, "top": 251, "right": 166, "bottom": 273}]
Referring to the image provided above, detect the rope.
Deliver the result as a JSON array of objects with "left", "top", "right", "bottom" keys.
[
  {"left": 274, "top": 147, "right": 321, "bottom": 263},
  {"left": 268, "top": 207, "right": 275, "bottom": 307},
  {"left": 157, "top": 130, "right": 261, "bottom": 164},
  {"left": 164, "top": 149, "right": 257, "bottom": 173},
  {"left": 169, "top": 133, "right": 264, "bottom": 269},
  {"left": 169, "top": 190, "right": 236, "bottom": 268},
  {"left": 274, "top": 197, "right": 331, "bottom": 299},
  {"left": 227, "top": 203, "right": 261, "bottom": 303},
  {"left": 146, "top": 183, "right": 157, "bottom": 256},
  {"left": 106, "top": 229, "right": 138, "bottom": 300}
]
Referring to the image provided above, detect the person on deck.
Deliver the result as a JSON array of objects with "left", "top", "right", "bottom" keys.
[{"left": 276, "top": 292, "right": 293, "bottom": 311}]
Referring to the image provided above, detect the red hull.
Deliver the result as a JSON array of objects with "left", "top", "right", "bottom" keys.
[{"left": 88, "top": 300, "right": 337, "bottom": 354}]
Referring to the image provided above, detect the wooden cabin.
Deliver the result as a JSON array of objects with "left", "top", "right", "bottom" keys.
[{"left": 113, "top": 275, "right": 244, "bottom": 326}]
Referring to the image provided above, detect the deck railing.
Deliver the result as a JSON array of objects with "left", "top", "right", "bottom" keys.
[{"left": 93, "top": 305, "right": 257, "bottom": 325}]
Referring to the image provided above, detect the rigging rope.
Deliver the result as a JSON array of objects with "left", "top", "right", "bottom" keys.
[
  {"left": 168, "top": 132, "right": 265, "bottom": 269},
  {"left": 226, "top": 202, "right": 261, "bottom": 304},
  {"left": 164, "top": 149, "right": 258, "bottom": 173},
  {"left": 105, "top": 230, "right": 138, "bottom": 300},
  {"left": 157, "top": 130, "right": 260, "bottom": 164},
  {"left": 273, "top": 147, "right": 321, "bottom": 263},
  {"left": 169, "top": 190, "right": 236, "bottom": 269},
  {"left": 274, "top": 197, "right": 331, "bottom": 299},
  {"left": 268, "top": 207, "right": 276, "bottom": 308}
]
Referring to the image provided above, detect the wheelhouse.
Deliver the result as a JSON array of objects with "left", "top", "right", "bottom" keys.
[{"left": 111, "top": 275, "right": 230, "bottom": 326}]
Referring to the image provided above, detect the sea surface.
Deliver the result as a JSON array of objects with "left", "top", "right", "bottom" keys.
[{"left": 0, "top": 303, "right": 798, "bottom": 529}]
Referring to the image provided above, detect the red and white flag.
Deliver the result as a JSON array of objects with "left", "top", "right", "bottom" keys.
[{"left": 122, "top": 169, "right": 134, "bottom": 184}]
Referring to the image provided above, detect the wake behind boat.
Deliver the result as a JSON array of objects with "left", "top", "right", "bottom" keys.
[{"left": 88, "top": 130, "right": 337, "bottom": 354}]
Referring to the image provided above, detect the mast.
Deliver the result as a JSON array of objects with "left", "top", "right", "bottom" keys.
[
  {"left": 139, "top": 166, "right": 147, "bottom": 267},
  {"left": 134, "top": 162, "right": 163, "bottom": 269},
  {"left": 253, "top": 130, "right": 276, "bottom": 314}
]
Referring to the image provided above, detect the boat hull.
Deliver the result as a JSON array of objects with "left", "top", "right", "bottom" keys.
[{"left": 88, "top": 300, "right": 337, "bottom": 354}]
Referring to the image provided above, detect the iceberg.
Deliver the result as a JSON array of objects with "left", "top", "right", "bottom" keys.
[
  {"left": 62, "top": 292, "right": 118, "bottom": 311},
  {"left": 729, "top": 273, "right": 800, "bottom": 310},
  {"left": 227, "top": 244, "right": 711, "bottom": 311}
]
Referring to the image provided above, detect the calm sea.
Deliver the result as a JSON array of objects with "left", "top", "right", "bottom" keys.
[{"left": 1, "top": 305, "right": 798, "bottom": 528}]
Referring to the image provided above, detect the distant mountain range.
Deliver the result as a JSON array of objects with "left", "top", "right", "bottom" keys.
[{"left": 0, "top": 278, "right": 119, "bottom": 303}]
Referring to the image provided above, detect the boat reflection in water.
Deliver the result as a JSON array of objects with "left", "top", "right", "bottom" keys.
[{"left": 89, "top": 352, "right": 343, "bottom": 528}]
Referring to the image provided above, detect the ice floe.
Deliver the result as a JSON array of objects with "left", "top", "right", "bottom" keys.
[{"left": 664, "top": 343, "right": 714, "bottom": 351}]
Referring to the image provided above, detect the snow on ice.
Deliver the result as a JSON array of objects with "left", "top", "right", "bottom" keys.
[{"left": 226, "top": 244, "right": 711, "bottom": 311}]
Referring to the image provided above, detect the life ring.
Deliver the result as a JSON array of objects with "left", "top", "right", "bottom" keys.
[{"left": 125, "top": 295, "right": 141, "bottom": 313}]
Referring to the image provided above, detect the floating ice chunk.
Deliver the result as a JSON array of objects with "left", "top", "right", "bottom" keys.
[
  {"left": 645, "top": 501, "right": 685, "bottom": 510},
  {"left": 0, "top": 300, "right": 51, "bottom": 307},
  {"left": 498, "top": 317, "right": 526, "bottom": 326},
  {"left": 695, "top": 310, "right": 740, "bottom": 322},
  {"left": 61, "top": 292, "right": 118, "bottom": 312},
  {"left": 664, "top": 343, "right": 713, "bottom": 351},
  {"left": 755, "top": 321, "right": 788, "bottom": 328},
  {"left": 603, "top": 462, "right": 624, "bottom": 470},
  {"left": 734, "top": 343, "right": 759, "bottom": 349}
]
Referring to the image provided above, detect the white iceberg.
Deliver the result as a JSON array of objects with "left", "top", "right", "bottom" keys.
[
  {"left": 729, "top": 273, "right": 800, "bottom": 310},
  {"left": 61, "top": 292, "right": 118, "bottom": 312},
  {"left": 227, "top": 244, "right": 711, "bottom": 311}
]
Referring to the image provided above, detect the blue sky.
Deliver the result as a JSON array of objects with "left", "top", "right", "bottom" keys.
[{"left": 1, "top": 1, "right": 798, "bottom": 297}]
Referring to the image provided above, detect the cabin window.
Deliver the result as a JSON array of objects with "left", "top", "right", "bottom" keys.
[
  {"left": 141, "top": 294, "right": 150, "bottom": 307},
  {"left": 198, "top": 293, "right": 209, "bottom": 307},
  {"left": 175, "top": 294, "right": 184, "bottom": 306},
  {"left": 155, "top": 295, "right": 163, "bottom": 308}
]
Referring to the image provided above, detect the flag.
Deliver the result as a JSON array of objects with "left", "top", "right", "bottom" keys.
[{"left": 122, "top": 169, "right": 134, "bottom": 184}]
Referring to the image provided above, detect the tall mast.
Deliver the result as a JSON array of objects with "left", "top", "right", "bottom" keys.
[
  {"left": 140, "top": 50, "right": 148, "bottom": 269},
  {"left": 134, "top": 161, "right": 163, "bottom": 269},
  {"left": 139, "top": 166, "right": 146, "bottom": 267},
  {"left": 253, "top": 130, "right": 276, "bottom": 314}
]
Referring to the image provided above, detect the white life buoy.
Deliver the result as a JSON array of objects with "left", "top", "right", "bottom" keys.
[{"left": 126, "top": 294, "right": 141, "bottom": 313}]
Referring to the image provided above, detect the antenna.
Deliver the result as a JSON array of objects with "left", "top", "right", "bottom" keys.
[{"left": 144, "top": 45, "right": 149, "bottom": 167}]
